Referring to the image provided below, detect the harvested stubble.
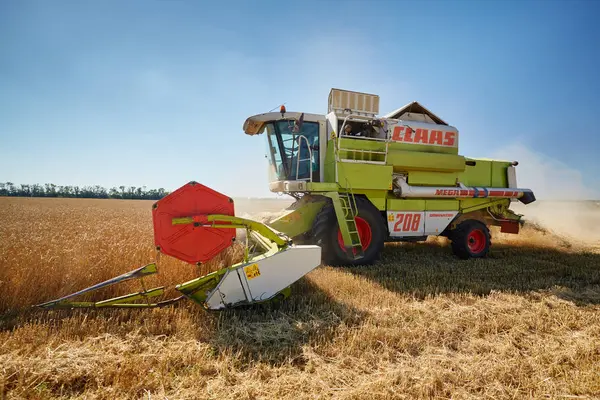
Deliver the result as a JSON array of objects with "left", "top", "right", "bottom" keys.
[{"left": 1, "top": 197, "right": 600, "bottom": 399}]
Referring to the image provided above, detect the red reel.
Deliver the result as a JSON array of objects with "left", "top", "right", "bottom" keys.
[{"left": 152, "top": 182, "right": 236, "bottom": 264}]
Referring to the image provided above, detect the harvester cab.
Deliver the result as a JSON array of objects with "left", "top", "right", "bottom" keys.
[{"left": 244, "top": 108, "right": 324, "bottom": 186}]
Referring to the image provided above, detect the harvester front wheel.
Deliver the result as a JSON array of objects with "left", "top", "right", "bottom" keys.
[
  {"left": 312, "top": 197, "right": 385, "bottom": 266},
  {"left": 450, "top": 220, "right": 491, "bottom": 259}
]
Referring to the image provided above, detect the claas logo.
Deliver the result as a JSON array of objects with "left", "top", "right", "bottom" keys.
[{"left": 391, "top": 126, "right": 457, "bottom": 147}]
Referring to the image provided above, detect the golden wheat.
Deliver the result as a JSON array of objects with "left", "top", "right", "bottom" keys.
[{"left": 1, "top": 197, "right": 599, "bottom": 399}]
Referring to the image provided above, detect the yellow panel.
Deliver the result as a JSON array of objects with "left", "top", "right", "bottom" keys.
[
  {"left": 367, "top": 196, "right": 386, "bottom": 210},
  {"left": 388, "top": 149, "right": 465, "bottom": 170},
  {"left": 387, "top": 199, "right": 426, "bottom": 211},
  {"left": 425, "top": 200, "right": 460, "bottom": 211},
  {"left": 337, "top": 162, "right": 393, "bottom": 190},
  {"left": 408, "top": 171, "right": 458, "bottom": 186},
  {"left": 491, "top": 162, "right": 509, "bottom": 187},
  {"left": 459, "top": 160, "right": 492, "bottom": 186}
]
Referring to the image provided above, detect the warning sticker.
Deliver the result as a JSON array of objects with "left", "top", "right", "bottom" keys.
[{"left": 244, "top": 263, "right": 261, "bottom": 280}]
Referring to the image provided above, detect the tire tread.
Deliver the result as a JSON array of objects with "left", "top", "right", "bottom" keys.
[{"left": 450, "top": 219, "right": 491, "bottom": 259}]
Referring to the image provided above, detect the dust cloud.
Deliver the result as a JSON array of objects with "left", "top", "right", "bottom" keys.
[
  {"left": 233, "top": 197, "right": 294, "bottom": 221},
  {"left": 512, "top": 201, "right": 600, "bottom": 247},
  {"left": 493, "top": 144, "right": 600, "bottom": 247},
  {"left": 232, "top": 197, "right": 294, "bottom": 243}
]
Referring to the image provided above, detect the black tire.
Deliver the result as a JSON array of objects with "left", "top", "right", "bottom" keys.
[
  {"left": 312, "top": 196, "right": 386, "bottom": 266},
  {"left": 450, "top": 219, "right": 491, "bottom": 260}
]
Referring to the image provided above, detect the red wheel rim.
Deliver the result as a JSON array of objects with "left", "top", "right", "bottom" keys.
[
  {"left": 467, "top": 229, "right": 486, "bottom": 253},
  {"left": 337, "top": 216, "right": 372, "bottom": 255}
]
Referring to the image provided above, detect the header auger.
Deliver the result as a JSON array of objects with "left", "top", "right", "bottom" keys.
[{"left": 38, "top": 88, "right": 536, "bottom": 311}]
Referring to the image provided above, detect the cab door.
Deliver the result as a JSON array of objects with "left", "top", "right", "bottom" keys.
[{"left": 275, "top": 120, "right": 320, "bottom": 182}]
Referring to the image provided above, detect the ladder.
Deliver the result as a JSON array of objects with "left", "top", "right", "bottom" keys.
[{"left": 329, "top": 186, "right": 364, "bottom": 260}]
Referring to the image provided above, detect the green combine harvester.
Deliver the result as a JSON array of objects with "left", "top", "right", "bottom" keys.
[
  {"left": 247, "top": 88, "right": 535, "bottom": 265},
  {"left": 37, "top": 88, "right": 535, "bottom": 311}
]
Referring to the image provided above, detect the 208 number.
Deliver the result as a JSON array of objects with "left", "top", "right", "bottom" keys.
[{"left": 393, "top": 213, "right": 422, "bottom": 232}]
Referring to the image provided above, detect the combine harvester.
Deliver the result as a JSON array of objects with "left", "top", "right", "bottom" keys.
[{"left": 38, "top": 88, "right": 535, "bottom": 311}]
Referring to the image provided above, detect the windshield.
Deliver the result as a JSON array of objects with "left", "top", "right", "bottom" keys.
[{"left": 264, "top": 120, "right": 320, "bottom": 182}]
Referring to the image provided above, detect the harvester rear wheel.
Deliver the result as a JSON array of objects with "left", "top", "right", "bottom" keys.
[
  {"left": 312, "top": 196, "right": 386, "bottom": 266},
  {"left": 450, "top": 220, "right": 491, "bottom": 259}
]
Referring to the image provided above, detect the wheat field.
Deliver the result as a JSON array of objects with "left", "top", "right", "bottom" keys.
[{"left": 1, "top": 197, "right": 599, "bottom": 399}]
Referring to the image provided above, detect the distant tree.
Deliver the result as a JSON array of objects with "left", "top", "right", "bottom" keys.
[
  {"left": 94, "top": 185, "right": 108, "bottom": 199},
  {"left": 6, "top": 182, "right": 15, "bottom": 196},
  {"left": 44, "top": 183, "right": 57, "bottom": 197},
  {"left": 127, "top": 186, "right": 136, "bottom": 199},
  {"left": 20, "top": 184, "right": 31, "bottom": 197},
  {"left": 109, "top": 187, "right": 121, "bottom": 199},
  {"left": 31, "top": 184, "right": 44, "bottom": 197},
  {"left": 146, "top": 188, "right": 158, "bottom": 199}
]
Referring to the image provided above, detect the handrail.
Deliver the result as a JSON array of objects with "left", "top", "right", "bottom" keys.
[
  {"left": 338, "top": 134, "right": 389, "bottom": 142},
  {"left": 336, "top": 115, "right": 390, "bottom": 165},
  {"left": 295, "top": 134, "right": 313, "bottom": 182}
]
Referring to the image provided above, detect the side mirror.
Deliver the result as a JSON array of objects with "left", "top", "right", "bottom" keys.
[{"left": 293, "top": 113, "right": 304, "bottom": 133}]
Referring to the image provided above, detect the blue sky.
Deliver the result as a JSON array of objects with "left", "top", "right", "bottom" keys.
[{"left": 1, "top": 0, "right": 599, "bottom": 199}]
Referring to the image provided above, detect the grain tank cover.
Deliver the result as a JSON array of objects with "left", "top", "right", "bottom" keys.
[
  {"left": 384, "top": 101, "right": 448, "bottom": 125},
  {"left": 328, "top": 88, "right": 379, "bottom": 118}
]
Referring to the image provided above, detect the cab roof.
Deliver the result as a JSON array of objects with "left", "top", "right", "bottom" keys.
[{"left": 243, "top": 112, "right": 324, "bottom": 135}]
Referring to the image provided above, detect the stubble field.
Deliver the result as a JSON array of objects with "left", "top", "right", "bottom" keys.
[{"left": 1, "top": 197, "right": 599, "bottom": 399}]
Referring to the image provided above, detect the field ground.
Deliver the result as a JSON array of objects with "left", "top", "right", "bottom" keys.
[{"left": 1, "top": 197, "right": 599, "bottom": 399}]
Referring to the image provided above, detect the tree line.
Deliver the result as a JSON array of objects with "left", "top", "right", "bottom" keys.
[{"left": 0, "top": 182, "right": 170, "bottom": 200}]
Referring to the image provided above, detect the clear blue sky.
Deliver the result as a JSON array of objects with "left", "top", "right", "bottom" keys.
[{"left": 1, "top": 0, "right": 599, "bottom": 199}]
